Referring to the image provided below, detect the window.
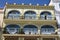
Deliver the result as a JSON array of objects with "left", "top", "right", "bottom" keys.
[
  {"left": 23, "top": 25, "right": 38, "bottom": 34},
  {"left": 24, "top": 11, "right": 36, "bottom": 19},
  {"left": 41, "top": 25, "right": 55, "bottom": 34},
  {"left": 47, "top": 15, "right": 52, "bottom": 20},
  {"left": 8, "top": 10, "right": 20, "bottom": 19},
  {"left": 41, "top": 28, "right": 55, "bottom": 34},
  {"left": 5, "top": 24, "right": 20, "bottom": 34},
  {"left": 40, "top": 11, "right": 52, "bottom": 20},
  {"left": 23, "top": 28, "right": 38, "bottom": 34},
  {"left": 59, "top": 3, "right": 60, "bottom": 8},
  {"left": 53, "top": 0, "right": 60, "bottom": 2}
]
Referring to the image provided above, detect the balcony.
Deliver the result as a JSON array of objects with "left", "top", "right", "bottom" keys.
[
  {"left": 2, "top": 34, "right": 58, "bottom": 38},
  {"left": 3, "top": 16, "right": 57, "bottom": 27},
  {"left": 3, "top": 16, "right": 56, "bottom": 23},
  {"left": 2, "top": 27, "right": 58, "bottom": 38}
]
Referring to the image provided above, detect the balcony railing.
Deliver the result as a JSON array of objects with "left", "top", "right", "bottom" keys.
[
  {"left": 4, "top": 16, "right": 56, "bottom": 20},
  {"left": 3, "top": 29, "right": 57, "bottom": 35},
  {"left": 3, "top": 34, "right": 58, "bottom": 37}
]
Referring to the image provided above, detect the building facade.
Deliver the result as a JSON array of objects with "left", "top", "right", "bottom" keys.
[
  {"left": 0, "top": 8, "right": 4, "bottom": 40},
  {"left": 1, "top": 4, "right": 60, "bottom": 40},
  {"left": 52, "top": 0, "right": 60, "bottom": 26}
]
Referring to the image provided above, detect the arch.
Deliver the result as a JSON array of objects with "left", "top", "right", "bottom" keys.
[
  {"left": 24, "top": 25, "right": 37, "bottom": 28},
  {"left": 4, "top": 24, "right": 20, "bottom": 34},
  {"left": 23, "top": 25, "right": 38, "bottom": 34},
  {"left": 40, "top": 24, "right": 56, "bottom": 29},
  {"left": 40, "top": 25, "right": 55, "bottom": 34},
  {"left": 24, "top": 11, "right": 36, "bottom": 19},
  {"left": 7, "top": 10, "right": 20, "bottom": 19},
  {"left": 23, "top": 24, "right": 38, "bottom": 28},
  {"left": 40, "top": 11, "right": 52, "bottom": 20},
  {"left": 40, "top": 11, "right": 51, "bottom": 15}
]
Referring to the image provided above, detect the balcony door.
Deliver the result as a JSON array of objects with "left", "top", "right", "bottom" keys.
[
  {"left": 40, "top": 11, "right": 52, "bottom": 20},
  {"left": 7, "top": 10, "right": 20, "bottom": 19},
  {"left": 24, "top": 11, "right": 36, "bottom": 19},
  {"left": 40, "top": 25, "right": 55, "bottom": 34},
  {"left": 4, "top": 24, "right": 20, "bottom": 34},
  {"left": 23, "top": 25, "right": 38, "bottom": 34}
]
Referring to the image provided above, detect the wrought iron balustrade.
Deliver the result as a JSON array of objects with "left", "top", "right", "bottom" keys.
[{"left": 4, "top": 16, "right": 56, "bottom": 20}]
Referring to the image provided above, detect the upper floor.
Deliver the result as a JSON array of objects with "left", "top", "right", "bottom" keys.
[
  {"left": 4, "top": 4, "right": 56, "bottom": 21},
  {"left": 0, "top": 8, "right": 4, "bottom": 27}
]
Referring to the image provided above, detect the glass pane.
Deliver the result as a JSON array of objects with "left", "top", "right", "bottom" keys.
[
  {"left": 6, "top": 25, "right": 20, "bottom": 34},
  {"left": 41, "top": 28, "right": 55, "bottom": 34},
  {"left": 23, "top": 28, "right": 38, "bottom": 34},
  {"left": 40, "top": 11, "right": 52, "bottom": 20},
  {"left": 47, "top": 15, "right": 52, "bottom": 20},
  {"left": 24, "top": 11, "right": 36, "bottom": 19},
  {"left": 40, "top": 15, "right": 45, "bottom": 20},
  {"left": 8, "top": 10, "right": 20, "bottom": 19},
  {"left": 59, "top": 4, "right": 60, "bottom": 8}
]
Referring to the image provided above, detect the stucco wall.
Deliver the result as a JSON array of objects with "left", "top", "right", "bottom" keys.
[{"left": 0, "top": 10, "right": 4, "bottom": 28}]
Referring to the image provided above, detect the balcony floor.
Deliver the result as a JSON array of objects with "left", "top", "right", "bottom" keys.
[{"left": 2, "top": 34, "right": 58, "bottom": 38}]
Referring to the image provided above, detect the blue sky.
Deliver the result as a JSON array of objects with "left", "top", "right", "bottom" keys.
[{"left": 0, "top": 0, "right": 50, "bottom": 8}]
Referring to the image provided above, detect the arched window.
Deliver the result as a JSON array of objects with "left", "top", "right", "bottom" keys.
[
  {"left": 23, "top": 25, "right": 38, "bottom": 34},
  {"left": 40, "top": 25, "right": 55, "bottom": 34},
  {"left": 5, "top": 24, "right": 20, "bottom": 34},
  {"left": 40, "top": 11, "right": 52, "bottom": 20},
  {"left": 7, "top": 10, "right": 20, "bottom": 19},
  {"left": 24, "top": 11, "right": 36, "bottom": 19}
]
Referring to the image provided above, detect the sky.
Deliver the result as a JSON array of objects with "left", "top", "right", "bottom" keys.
[{"left": 0, "top": 0, "right": 50, "bottom": 8}]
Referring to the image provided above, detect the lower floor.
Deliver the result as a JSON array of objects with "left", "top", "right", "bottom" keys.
[
  {"left": 3, "top": 36, "right": 58, "bottom": 40},
  {"left": 3, "top": 24, "right": 56, "bottom": 35},
  {"left": 2, "top": 34, "right": 59, "bottom": 40}
]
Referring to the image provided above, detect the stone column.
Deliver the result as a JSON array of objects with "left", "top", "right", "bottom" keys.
[
  {"left": 2, "top": 36, "right": 5, "bottom": 40},
  {"left": 19, "top": 37, "right": 24, "bottom": 40},
  {"left": 38, "top": 30, "right": 40, "bottom": 34},
  {"left": 18, "top": 37, "right": 20, "bottom": 40},
  {"left": 41, "top": 38, "right": 43, "bottom": 40},
  {"left": 37, "top": 38, "right": 39, "bottom": 40},
  {"left": 22, "top": 38, "right": 24, "bottom": 40}
]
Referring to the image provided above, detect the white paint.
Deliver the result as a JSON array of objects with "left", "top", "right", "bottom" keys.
[
  {"left": 55, "top": 28, "right": 60, "bottom": 34},
  {"left": 0, "top": 10, "right": 4, "bottom": 28},
  {"left": 49, "top": 0, "right": 54, "bottom": 5},
  {"left": 51, "top": 0, "right": 60, "bottom": 26}
]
